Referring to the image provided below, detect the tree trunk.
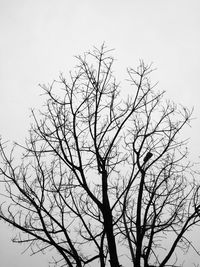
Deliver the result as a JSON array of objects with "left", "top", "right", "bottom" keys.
[
  {"left": 102, "top": 170, "right": 120, "bottom": 267},
  {"left": 102, "top": 208, "right": 120, "bottom": 267}
]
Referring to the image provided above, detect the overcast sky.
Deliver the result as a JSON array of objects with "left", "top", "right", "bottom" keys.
[{"left": 0, "top": 1, "right": 200, "bottom": 266}]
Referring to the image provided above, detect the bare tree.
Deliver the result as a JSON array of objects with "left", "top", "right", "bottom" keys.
[{"left": 0, "top": 45, "right": 200, "bottom": 267}]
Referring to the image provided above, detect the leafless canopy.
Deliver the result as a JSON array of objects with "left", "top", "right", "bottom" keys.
[{"left": 0, "top": 45, "right": 200, "bottom": 267}]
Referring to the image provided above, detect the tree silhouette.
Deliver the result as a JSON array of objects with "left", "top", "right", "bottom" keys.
[{"left": 0, "top": 45, "right": 200, "bottom": 267}]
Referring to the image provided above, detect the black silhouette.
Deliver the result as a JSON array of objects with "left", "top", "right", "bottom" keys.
[{"left": 143, "top": 152, "right": 153, "bottom": 163}]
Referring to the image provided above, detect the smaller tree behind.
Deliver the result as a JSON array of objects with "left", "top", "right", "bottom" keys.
[{"left": 0, "top": 45, "right": 200, "bottom": 267}]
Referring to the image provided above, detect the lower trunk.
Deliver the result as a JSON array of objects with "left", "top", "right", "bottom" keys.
[
  {"left": 103, "top": 210, "right": 120, "bottom": 267},
  {"left": 101, "top": 170, "right": 120, "bottom": 267}
]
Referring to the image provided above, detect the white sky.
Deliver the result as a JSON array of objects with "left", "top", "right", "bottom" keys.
[{"left": 0, "top": 0, "right": 200, "bottom": 266}]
